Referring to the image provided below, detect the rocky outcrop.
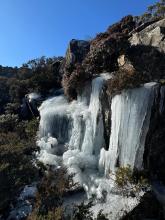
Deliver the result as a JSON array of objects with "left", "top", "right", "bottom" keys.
[
  {"left": 64, "top": 39, "right": 90, "bottom": 71},
  {"left": 62, "top": 16, "right": 136, "bottom": 100},
  {"left": 106, "top": 19, "right": 165, "bottom": 96},
  {"left": 62, "top": 39, "right": 90, "bottom": 100},
  {"left": 129, "top": 18, "right": 165, "bottom": 52},
  {"left": 62, "top": 17, "right": 165, "bottom": 100}
]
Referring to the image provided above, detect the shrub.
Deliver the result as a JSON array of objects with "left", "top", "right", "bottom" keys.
[
  {"left": 0, "top": 132, "right": 38, "bottom": 213},
  {"left": 115, "top": 165, "right": 149, "bottom": 197},
  {"left": 28, "top": 168, "right": 71, "bottom": 219},
  {"left": 0, "top": 117, "right": 39, "bottom": 215},
  {"left": 115, "top": 165, "right": 133, "bottom": 188},
  {"left": 0, "top": 114, "right": 19, "bottom": 132}
]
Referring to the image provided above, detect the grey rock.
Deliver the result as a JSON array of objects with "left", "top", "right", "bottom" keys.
[
  {"left": 65, "top": 39, "right": 90, "bottom": 68},
  {"left": 129, "top": 18, "right": 165, "bottom": 52}
]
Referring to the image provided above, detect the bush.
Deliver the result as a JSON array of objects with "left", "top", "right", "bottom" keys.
[
  {"left": 115, "top": 165, "right": 133, "bottom": 188},
  {"left": 0, "top": 114, "right": 19, "bottom": 132},
  {"left": 0, "top": 132, "right": 38, "bottom": 213},
  {"left": 0, "top": 118, "right": 39, "bottom": 215},
  {"left": 139, "top": 0, "right": 165, "bottom": 23},
  {"left": 28, "top": 168, "right": 71, "bottom": 219},
  {"left": 115, "top": 165, "right": 149, "bottom": 197}
]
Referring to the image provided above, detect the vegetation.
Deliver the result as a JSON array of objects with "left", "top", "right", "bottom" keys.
[
  {"left": 0, "top": 117, "right": 39, "bottom": 215},
  {"left": 27, "top": 168, "right": 109, "bottom": 220},
  {"left": 140, "top": 0, "right": 165, "bottom": 22},
  {"left": 0, "top": 56, "right": 63, "bottom": 113},
  {"left": 115, "top": 165, "right": 149, "bottom": 197},
  {"left": 28, "top": 169, "right": 67, "bottom": 220}
]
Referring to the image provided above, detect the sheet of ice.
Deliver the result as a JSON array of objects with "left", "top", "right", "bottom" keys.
[
  {"left": 39, "top": 96, "right": 72, "bottom": 142},
  {"left": 99, "top": 82, "right": 158, "bottom": 174},
  {"left": 63, "top": 176, "right": 142, "bottom": 220},
  {"left": 38, "top": 73, "right": 112, "bottom": 167}
]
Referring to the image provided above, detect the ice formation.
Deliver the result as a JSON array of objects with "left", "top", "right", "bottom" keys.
[
  {"left": 38, "top": 73, "right": 112, "bottom": 189},
  {"left": 99, "top": 82, "right": 158, "bottom": 174},
  {"left": 37, "top": 73, "right": 161, "bottom": 218},
  {"left": 38, "top": 77, "right": 159, "bottom": 183}
]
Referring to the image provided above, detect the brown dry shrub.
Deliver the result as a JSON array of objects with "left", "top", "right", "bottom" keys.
[{"left": 107, "top": 65, "right": 143, "bottom": 96}]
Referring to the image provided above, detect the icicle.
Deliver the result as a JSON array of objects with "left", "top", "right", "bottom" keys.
[{"left": 99, "top": 82, "right": 158, "bottom": 173}]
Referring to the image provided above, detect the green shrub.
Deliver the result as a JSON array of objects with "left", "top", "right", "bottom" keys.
[
  {"left": 115, "top": 165, "right": 149, "bottom": 196},
  {"left": 0, "top": 117, "right": 39, "bottom": 214},
  {"left": 0, "top": 132, "right": 38, "bottom": 212},
  {"left": 28, "top": 168, "right": 71, "bottom": 219},
  {"left": 0, "top": 114, "right": 19, "bottom": 132},
  {"left": 115, "top": 165, "right": 133, "bottom": 188}
]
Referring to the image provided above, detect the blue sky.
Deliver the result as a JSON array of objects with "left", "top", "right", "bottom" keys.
[{"left": 0, "top": 0, "right": 157, "bottom": 67}]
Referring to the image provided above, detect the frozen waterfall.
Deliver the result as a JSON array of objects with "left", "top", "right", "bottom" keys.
[
  {"left": 37, "top": 76, "right": 161, "bottom": 218},
  {"left": 38, "top": 76, "right": 159, "bottom": 191},
  {"left": 37, "top": 73, "right": 111, "bottom": 168},
  {"left": 99, "top": 82, "right": 158, "bottom": 174}
]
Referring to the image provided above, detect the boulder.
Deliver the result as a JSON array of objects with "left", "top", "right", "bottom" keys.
[
  {"left": 62, "top": 39, "right": 90, "bottom": 100},
  {"left": 129, "top": 18, "right": 165, "bottom": 52},
  {"left": 63, "top": 39, "right": 90, "bottom": 74}
]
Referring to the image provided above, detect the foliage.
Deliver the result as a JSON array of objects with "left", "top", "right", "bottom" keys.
[
  {"left": 68, "top": 202, "right": 109, "bottom": 220},
  {"left": 115, "top": 165, "right": 149, "bottom": 197},
  {"left": 72, "top": 201, "right": 93, "bottom": 220},
  {"left": 0, "top": 56, "right": 63, "bottom": 113},
  {"left": 28, "top": 207, "right": 63, "bottom": 220},
  {"left": 115, "top": 165, "right": 133, "bottom": 188},
  {"left": 139, "top": 0, "right": 165, "bottom": 22},
  {"left": 25, "top": 118, "right": 39, "bottom": 137},
  {"left": 0, "top": 118, "right": 39, "bottom": 214},
  {"left": 28, "top": 168, "right": 71, "bottom": 219},
  {"left": 0, "top": 77, "right": 10, "bottom": 113},
  {"left": 0, "top": 114, "right": 19, "bottom": 132},
  {"left": 4, "top": 102, "right": 20, "bottom": 114}
]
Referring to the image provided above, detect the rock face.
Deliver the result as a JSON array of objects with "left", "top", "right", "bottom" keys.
[
  {"left": 107, "top": 19, "right": 165, "bottom": 96},
  {"left": 62, "top": 39, "right": 90, "bottom": 100},
  {"left": 144, "top": 85, "right": 165, "bottom": 183},
  {"left": 129, "top": 18, "right": 165, "bottom": 52},
  {"left": 64, "top": 39, "right": 90, "bottom": 70},
  {"left": 62, "top": 16, "right": 136, "bottom": 100}
]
